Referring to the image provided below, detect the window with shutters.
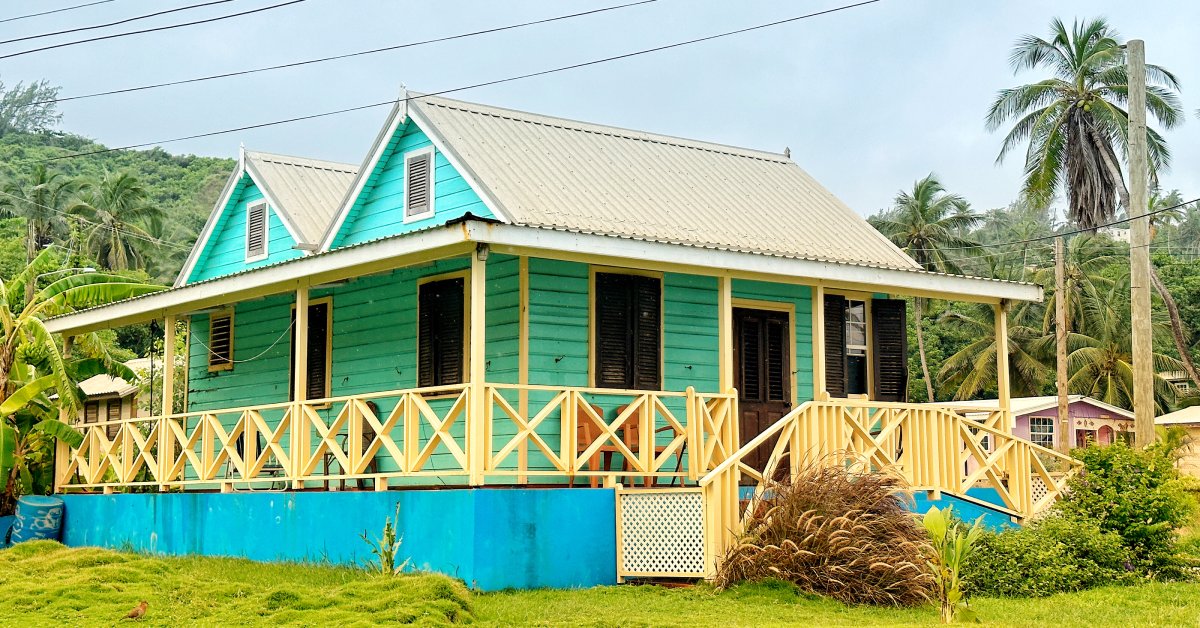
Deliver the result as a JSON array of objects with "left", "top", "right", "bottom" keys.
[
  {"left": 418, "top": 277, "right": 466, "bottom": 387},
  {"left": 404, "top": 148, "right": 435, "bottom": 222},
  {"left": 290, "top": 300, "right": 332, "bottom": 402},
  {"left": 823, "top": 295, "right": 908, "bottom": 402},
  {"left": 734, "top": 308, "right": 790, "bottom": 404},
  {"left": 208, "top": 311, "right": 234, "bottom": 372},
  {"left": 106, "top": 400, "right": 122, "bottom": 422},
  {"left": 593, "top": 272, "right": 661, "bottom": 390},
  {"left": 83, "top": 401, "right": 99, "bottom": 424},
  {"left": 245, "top": 201, "right": 269, "bottom": 261}
]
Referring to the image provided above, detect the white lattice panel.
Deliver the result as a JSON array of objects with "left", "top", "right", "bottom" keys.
[
  {"left": 617, "top": 489, "right": 706, "bottom": 577},
  {"left": 1031, "top": 475, "right": 1050, "bottom": 505}
]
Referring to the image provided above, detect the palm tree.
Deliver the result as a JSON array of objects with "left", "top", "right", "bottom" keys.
[
  {"left": 1031, "top": 234, "right": 1121, "bottom": 335},
  {"left": 0, "top": 164, "right": 76, "bottom": 263},
  {"left": 0, "top": 249, "right": 163, "bottom": 513},
  {"left": 937, "top": 300, "right": 1049, "bottom": 400},
  {"left": 70, "top": 172, "right": 163, "bottom": 271},
  {"left": 1059, "top": 272, "right": 1180, "bottom": 413},
  {"left": 870, "top": 174, "right": 982, "bottom": 401},
  {"left": 987, "top": 17, "right": 1183, "bottom": 229},
  {"left": 987, "top": 17, "right": 1197, "bottom": 392}
]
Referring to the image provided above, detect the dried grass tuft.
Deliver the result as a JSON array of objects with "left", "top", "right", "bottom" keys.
[{"left": 714, "top": 463, "right": 933, "bottom": 606}]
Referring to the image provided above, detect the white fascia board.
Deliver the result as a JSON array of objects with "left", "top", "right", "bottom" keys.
[
  {"left": 319, "top": 101, "right": 406, "bottom": 251},
  {"left": 407, "top": 103, "right": 513, "bottom": 225},
  {"left": 462, "top": 222, "right": 1044, "bottom": 303},
  {"left": 48, "top": 225, "right": 472, "bottom": 335},
  {"left": 173, "top": 163, "right": 245, "bottom": 288},
  {"left": 243, "top": 159, "right": 307, "bottom": 248}
]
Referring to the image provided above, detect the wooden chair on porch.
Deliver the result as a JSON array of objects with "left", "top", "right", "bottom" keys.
[
  {"left": 573, "top": 400, "right": 630, "bottom": 489},
  {"left": 322, "top": 400, "right": 381, "bottom": 491},
  {"left": 618, "top": 404, "right": 685, "bottom": 488}
]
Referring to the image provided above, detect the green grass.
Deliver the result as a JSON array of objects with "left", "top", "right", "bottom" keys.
[{"left": 2, "top": 542, "right": 1198, "bottom": 627}]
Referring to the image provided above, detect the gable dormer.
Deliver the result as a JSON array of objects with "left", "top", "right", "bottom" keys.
[{"left": 177, "top": 149, "right": 357, "bottom": 286}]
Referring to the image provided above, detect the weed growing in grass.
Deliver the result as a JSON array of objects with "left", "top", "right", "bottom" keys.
[{"left": 361, "top": 503, "right": 411, "bottom": 576}]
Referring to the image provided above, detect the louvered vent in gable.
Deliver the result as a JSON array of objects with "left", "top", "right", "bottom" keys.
[
  {"left": 245, "top": 201, "right": 268, "bottom": 261},
  {"left": 208, "top": 312, "right": 234, "bottom": 372},
  {"left": 404, "top": 148, "right": 434, "bottom": 220}
]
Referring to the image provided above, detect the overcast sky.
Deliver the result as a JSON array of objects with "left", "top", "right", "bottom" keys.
[{"left": 7, "top": 0, "right": 1199, "bottom": 216}]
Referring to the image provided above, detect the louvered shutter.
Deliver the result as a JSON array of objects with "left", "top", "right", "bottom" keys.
[
  {"left": 765, "top": 317, "right": 788, "bottom": 402},
  {"left": 246, "top": 202, "right": 267, "bottom": 259},
  {"left": 595, "top": 273, "right": 632, "bottom": 389},
  {"left": 406, "top": 152, "right": 432, "bottom": 218},
  {"left": 871, "top": 299, "right": 909, "bottom": 402},
  {"left": 209, "top": 313, "right": 233, "bottom": 370},
  {"left": 824, "top": 294, "right": 847, "bottom": 398},
  {"left": 418, "top": 278, "right": 465, "bottom": 387},
  {"left": 632, "top": 275, "right": 661, "bottom": 390},
  {"left": 306, "top": 302, "right": 330, "bottom": 401},
  {"left": 84, "top": 402, "right": 99, "bottom": 424},
  {"left": 738, "top": 313, "right": 762, "bottom": 402}
]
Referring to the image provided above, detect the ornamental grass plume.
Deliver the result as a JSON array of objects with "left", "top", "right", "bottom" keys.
[{"left": 714, "top": 463, "right": 933, "bottom": 606}]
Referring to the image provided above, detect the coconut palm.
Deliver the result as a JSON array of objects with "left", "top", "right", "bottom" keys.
[
  {"left": 0, "top": 249, "right": 163, "bottom": 513},
  {"left": 0, "top": 164, "right": 76, "bottom": 264},
  {"left": 870, "top": 174, "right": 982, "bottom": 401},
  {"left": 70, "top": 172, "right": 163, "bottom": 271},
  {"left": 1031, "top": 234, "right": 1121, "bottom": 334},
  {"left": 937, "top": 300, "right": 1049, "bottom": 400},
  {"left": 987, "top": 17, "right": 1183, "bottom": 229}
]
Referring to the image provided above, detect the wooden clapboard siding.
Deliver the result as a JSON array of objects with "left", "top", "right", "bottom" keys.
[
  {"left": 663, "top": 273, "right": 720, "bottom": 393},
  {"left": 731, "top": 279, "right": 815, "bottom": 403},
  {"left": 331, "top": 121, "right": 492, "bottom": 249},
  {"left": 187, "top": 176, "right": 303, "bottom": 284}
]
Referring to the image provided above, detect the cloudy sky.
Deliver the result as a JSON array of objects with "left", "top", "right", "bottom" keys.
[{"left": 6, "top": 0, "right": 1199, "bottom": 216}]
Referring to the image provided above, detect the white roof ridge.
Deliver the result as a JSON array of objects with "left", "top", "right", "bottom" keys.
[{"left": 410, "top": 93, "right": 791, "bottom": 164}]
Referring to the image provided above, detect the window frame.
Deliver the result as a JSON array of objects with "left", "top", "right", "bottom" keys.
[
  {"left": 588, "top": 266, "right": 664, "bottom": 391},
  {"left": 820, "top": 289, "right": 875, "bottom": 399},
  {"left": 207, "top": 310, "right": 235, "bottom": 372},
  {"left": 289, "top": 296, "right": 334, "bottom": 405},
  {"left": 402, "top": 146, "right": 436, "bottom": 224},
  {"left": 1029, "top": 416, "right": 1055, "bottom": 449},
  {"left": 244, "top": 200, "right": 270, "bottom": 262},
  {"left": 416, "top": 270, "right": 471, "bottom": 388}
]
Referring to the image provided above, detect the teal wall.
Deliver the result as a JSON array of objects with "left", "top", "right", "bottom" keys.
[
  {"left": 331, "top": 120, "right": 492, "bottom": 249},
  {"left": 60, "top": 489, "right": 618, "bottom": 590},
  {"left": 732, "top": 279, "right": 815, "bottom": 403},
  {"left": 187, "top": 175, "right": 303, "bottom": 284}
]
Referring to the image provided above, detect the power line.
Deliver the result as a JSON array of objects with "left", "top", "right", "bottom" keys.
[
  {"left": 0, "top": 0, "right": 117, "bottom": 25},
  {"left": 32, "top": 0, "right": 658, "bottom": 107},
  {"left": 38, "top": 0, "right": 885, "bottom": 163},
  {"left": 0, "top": 0, "right": 306, "bottom": 61},
  {"left": 0, "top": 0, "right": 235, "bottom": 47}
]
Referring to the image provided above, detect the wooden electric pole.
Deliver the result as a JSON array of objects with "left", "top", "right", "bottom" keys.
[
  {"left": 1055, "top": 236, "right": 1070, "bottom": 453},
  {"left": 1128, "top": 39, "right": 1155, "bottom": 447}
]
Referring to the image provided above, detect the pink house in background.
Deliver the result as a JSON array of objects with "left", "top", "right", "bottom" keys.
[{"left": 934, "top": 395, "right": 1135, "bottom": 450}]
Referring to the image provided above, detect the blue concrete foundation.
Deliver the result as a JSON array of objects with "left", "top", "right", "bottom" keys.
[
  {"left": 910, "top": 488, "right": 1015, "bottom": 530},
  {"left": 59, "top": 488, "right": 616, "bottom": 590}
]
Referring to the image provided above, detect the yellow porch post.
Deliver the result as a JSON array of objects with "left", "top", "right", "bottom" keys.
[
  {"left": 291, "top": 286, "right": 309, "bottom": 489},
  {"left": 718, "top": 276, "right": 733, "bottom": 392},
  {"left": 813, "top": 285, "right": 827, "bottom": 400},
  {"left": 994, "top": 300, "right": 1012, "bottom": 432},
  {"left": 159, "top": 316, "right": 176, "bottom": 491},
  {"left": 54, "top": 335, "right": 74, "bottom": 494},
  {"left": 469, "top": 246, "right": 488, "bottom": 486}
]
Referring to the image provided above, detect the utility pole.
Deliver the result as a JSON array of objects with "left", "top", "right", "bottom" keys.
[
  {"left": 1055, "top": 236, "right": 1070, "bottom": 453},
  {"left": 1128, "top": 39, "right": 1155, "bottom": 447}
]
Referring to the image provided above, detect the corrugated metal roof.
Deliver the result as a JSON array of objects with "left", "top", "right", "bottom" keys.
[
  {"left": 245, "top": 150, "right": 358, "bottom": 244},
  {"left": 411, "top": 95, "right": 919, "bottom": 270},
  {"left": 78, "top": 358, "right": 153, "bottom": 398},
  {"left": 931, "top": 395, "right": 1135, "bottom": 420},
  {"left": 1158, "top": 405, "right": 1200, "bottom": 425}
]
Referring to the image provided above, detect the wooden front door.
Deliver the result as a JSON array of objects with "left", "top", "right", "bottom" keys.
[{"left": 734, "top": 307, "right": 792, "bottom": 475}]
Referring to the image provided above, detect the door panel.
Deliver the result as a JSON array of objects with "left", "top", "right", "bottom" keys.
[{"left": 734, "top": 308, "right": 792, "bottom": 477}]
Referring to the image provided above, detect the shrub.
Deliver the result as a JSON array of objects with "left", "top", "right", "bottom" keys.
[
  {"left": 714, "top": 464, "right": 932, "bottom": 606},
  {"left": 962, "top": 515, "right": 1135, "bottom": 597},
  {"left": 1056, "top": 440, "right": 1195, "bottom": 577},
  {"left": 922, "top": 506, "right": 983, "bottom": 623}
]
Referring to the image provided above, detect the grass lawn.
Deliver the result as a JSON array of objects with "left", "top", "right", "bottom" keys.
[{"left": 2, "top": 541, "right": 1198, "bottom": 627}]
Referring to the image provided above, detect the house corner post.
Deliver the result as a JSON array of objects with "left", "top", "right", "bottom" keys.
[
  {"left": 291, "top": 286, "right": 309, "bottom": 489},
  {"left": 469, "top": 248, "right": 488, "bottom": 486},
  {"left": 813, "top": 285, "right": 827, "bottom": 401},
  {"left": 54, "top": 335, "right": 74, "bottom": 494},
  {"left": 994, "top": 300, "right": 1012, "bottom": 432},
  {"left": 159, "top": 316, "right": 176, "bottom": 491}
]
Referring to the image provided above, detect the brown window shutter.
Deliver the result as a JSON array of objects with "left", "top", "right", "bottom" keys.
[
  {"left": 246, "top": 202, "right": 267, "bottom": 258},
  {"left": 632, "top": 275, "right": 661, "bottom": 390},
  {"left": 418, "top": 278, "right": 465, "bottom": 387},
  {"left": 84, "top": 402, "right": 99, "bottom": 424},
  {"left": 307, "top": 302, "right": 330, "bottom": 401},
  {"left": 738, "top": 313, "right": 763, "bottom": 402},
  {"left": 871, "top": 299, "right": 909, "bottom": 402},
  {"left": 406, "top": 152, "right": 432, "bottom": 217},
  {"left": 594, "top": 273, "right": 632, "bottom": 389},
  {"left": 765, "top": 317, "right": 789, "bottom": 402},
  {"left": 824, "top": 294, "right": 847, "bottom": 398},
  {"left": 209, "top": 313, "right": 233, "bottom": 370}
]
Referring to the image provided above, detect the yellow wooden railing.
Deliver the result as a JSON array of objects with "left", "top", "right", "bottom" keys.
[
  {"left": 698, "top": 399, "right": 1082, "bottom": 574},
  {"left": 56, "top": 382, "right": 740, "bottom": 491}
]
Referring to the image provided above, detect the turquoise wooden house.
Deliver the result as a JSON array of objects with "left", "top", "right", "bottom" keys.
[{"left": 47, "top": 92, "right": 1077, "bottom": 589}]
